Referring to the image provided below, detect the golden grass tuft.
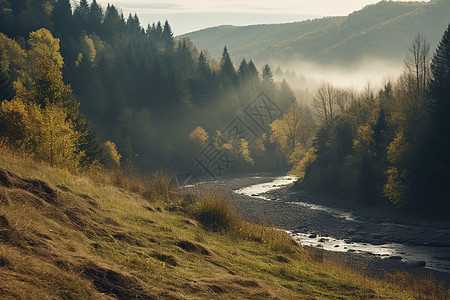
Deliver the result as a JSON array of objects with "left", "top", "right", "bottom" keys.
[{"left": 189, "top": 192, "right": 301, "bottom": 254}]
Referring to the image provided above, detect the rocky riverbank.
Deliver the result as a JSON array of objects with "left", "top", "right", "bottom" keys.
[{"left": 184, "top": 174, "right": 450, "bottom": 284}]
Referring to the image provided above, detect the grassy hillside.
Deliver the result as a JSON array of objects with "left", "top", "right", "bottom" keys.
[
  {"left": 181, "top": 0, "right": 450, "bottom": 65},
  {"left": 0, "top": 149, "right": 447, "bottom": 299}
]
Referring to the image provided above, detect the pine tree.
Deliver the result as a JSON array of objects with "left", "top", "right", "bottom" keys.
[
  {"left": 87, "top": 0, "right": 103, "bottom": 34},
  {"left": 279, "top": 79, "right": 296, "bottom": 108},
  {"left": 51, "top": 0, "right": 72, "bottom": 36},
  {"left": 262, "top": 64, "right": 274, "bottom": 85},
  {"left": 238, "top": 59, "right": 248, "bottom": 78},
  {"left": 220, "top": 46, "right": 236, "bottom": 86},
  {"left": 103, "top": 4, "right": 124, "bottom": 40},
  {"left": 424, "top": 23, "right": 450, "bottom": 211},
  {"left": 429, "top": 24, "right": 450, "bottom": 129},
  {"left": 126, "top": 13, "right": 141, "bottom": 33},
  {"left": 262, "top": 64, "right": 275, "bottom": 95},
  {"left": 197, "top": 51, "right": 210, "bottom": 76},
  {"left": 163, "top": 20, "right": 174, "bottom": 52},
  {"left": 247, "top": 60, "right": 259, "bottom": 82},
  {"left": 73, "top": 0, "right": 89, "bottom": 30}
]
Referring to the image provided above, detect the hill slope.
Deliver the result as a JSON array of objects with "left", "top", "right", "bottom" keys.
[
  {"left": 0, "top": 152, "right": 446, "bottom": 299},
  {"left": 180, "top": 0, "right": 450, "bottom": 65}
]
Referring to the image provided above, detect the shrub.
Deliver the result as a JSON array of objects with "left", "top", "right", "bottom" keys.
[{"left": 190, "top": 193, "right": 239, "bottom": 232}]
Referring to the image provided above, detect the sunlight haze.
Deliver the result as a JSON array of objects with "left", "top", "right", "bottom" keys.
[{"left": 97, "top": 0, "right": 429, "bottom": 35}]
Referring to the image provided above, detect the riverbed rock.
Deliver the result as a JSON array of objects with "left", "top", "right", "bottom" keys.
[
  {"left": 389, "top": 256, "right": 403, "bottom": 260},
  {"left": 309, "top": 234, "right": 317, "bottom": 238},
  {"left": 406, "top": 261, "right": 426, "bottom": 268}
]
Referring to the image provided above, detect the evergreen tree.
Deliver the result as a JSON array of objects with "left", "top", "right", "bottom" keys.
[
  {"left": 220, "top": 46, "right": 236, "bottom": 86},
  {"left": 73, "top": 0, "right": 90, "bottom": 30},
  {"left": 87, "top": 0, "right": 103, "bottom": 34},
  {"left": 51, "top": 0, "right": 72, "bottom": 36},
  {"left": 103, "top": 4, "right": 124, "bottom": 40},
  {"left": 238, "top": 58, "right": 249, "bottom": 80},
  {"left": 262, "top": 64, "right": 274, "bottom": 85},
  {"left": 248, "top": 60, "right": 258, "bottom": 78},
  {"left": 163, "top": 20, "right": 174, "bottom": 52},
  {"left": 155, "top": 21, "right": 163, "bottom": 40},
  {"left": 126, "top": 13, "right": 141, "bottom": 33},
  {"left": 425, "top": 23, "right": 450, "bottom": 211},
  {"left": 262, "top": 64, "right": 275, "bottom": 95},
  {"left": 197, "top": 51, "right": 210, "bottom": 76},
  {"left": 279, "top": 79, "right": 296, "bottom": 109}
]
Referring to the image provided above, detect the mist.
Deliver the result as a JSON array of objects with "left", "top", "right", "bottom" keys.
[{"left": 272, "top": 58, "right": 404, "bottom": 98}]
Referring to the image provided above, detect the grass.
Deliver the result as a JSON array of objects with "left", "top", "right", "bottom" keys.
[{"left": 0, "top": 147, "right": 448, "bottom": 299}]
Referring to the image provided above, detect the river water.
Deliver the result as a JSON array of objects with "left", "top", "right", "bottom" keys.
[{"left": 234, "top": 176, "right": 450, "bottom": 274}]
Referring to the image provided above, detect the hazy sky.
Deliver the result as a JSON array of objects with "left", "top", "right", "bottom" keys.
[{"left": 96, "top": 0, "right": 428, "bottom": 35}]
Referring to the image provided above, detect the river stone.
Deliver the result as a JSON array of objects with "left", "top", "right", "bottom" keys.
[
  {"left": 389, "top": 256, "right": 403, "bottom": 260},
  {"left": 309, "top": 234, "right": 317, "bottom": 238},
  {"left": 406, "top": 261, "right": 426, "bottom": 268}
]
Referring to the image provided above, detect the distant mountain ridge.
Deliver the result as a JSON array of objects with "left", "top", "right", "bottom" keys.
[{"left": 180, "top": 0, "right": 450, "bottom": 65}]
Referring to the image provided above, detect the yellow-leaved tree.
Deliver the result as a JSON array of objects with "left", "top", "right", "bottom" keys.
[
  {"left": 101, "top": 141, "right": 121, "bottom": 169},
  {"left": 189, "top": 126, "right": 208, "bottom": 146},
  {"left": 383, "top": 130, "right": 411, "bottom": 206},
  {"left": 0, "top": 98, "right": 83, "bottom": 169},
  {"left": 0, "top": 29, "right": 88, "bottom": 170},
  {"left": 34, "top": 104, "right": 83, "bottom": 168},
  {"left": 270, "top": 103, "right": 315, "bottom": 177},
  {"left": 239, "top": 138, "right": 254, "bottom": 165}
]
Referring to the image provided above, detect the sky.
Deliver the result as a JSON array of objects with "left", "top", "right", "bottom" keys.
[{"left": 95, "top": 0, "right": 428, "bottom": 35}]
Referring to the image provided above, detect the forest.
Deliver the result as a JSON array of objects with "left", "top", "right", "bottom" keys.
[
  {"left": 0, "top": 0, "right": 299, "bottom": 175},
  {"left": 0, "top": 0, "right": 449, "bottom": 218}
]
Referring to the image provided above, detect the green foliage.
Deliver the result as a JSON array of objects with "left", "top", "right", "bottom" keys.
[
  {"left": 1, "top": 0, "right": 308, "bottom": 173},
  {"left": 302, "top": 25, "right": 450, "bottom": 216}
]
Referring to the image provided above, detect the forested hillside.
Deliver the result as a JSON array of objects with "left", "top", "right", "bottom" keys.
[
  {"left": 0, "top": 0, "right": 302, "bottom": 175},
  {"left": 1, "top": 0, "right": 450, "bottom": 218},
  {"left": 182, "top": 0, "right": 450, "bottom": 65},
  {"left": 296, "top": 29, "right": 450, "bottom": 218}
]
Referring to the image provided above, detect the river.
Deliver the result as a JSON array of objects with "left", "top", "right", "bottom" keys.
[{"left": 233, "top": 176, "right": 450, "bottom": 275}]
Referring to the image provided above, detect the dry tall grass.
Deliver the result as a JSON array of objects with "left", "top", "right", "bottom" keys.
[
  {"left": 0, "top": 144, "right": 448, "bottom": 299},
  {"left": 189, "top": 192, "right": 302, "bottom": 254}
]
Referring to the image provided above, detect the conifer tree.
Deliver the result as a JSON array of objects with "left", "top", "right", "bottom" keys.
[
  {"left": 87, "top": 0, "right": 103, "bottom": 34},
  {"left": 73, "top": 0, "right": 89, "bottom": 29},
  {"left": 220, "top": 46, "right": 236, "bottom": 86},
  {"left": 424, "top": 23, "right": 450, "bottom": 209},
  {"left": 197, "top": 51, "right": 210, "bottom": 76},
  {"left": 51, "top": 0, "right": 72, "bottom": 36},
  {"left": 163, "top": 20, "right": 174, "bottom": 52}
]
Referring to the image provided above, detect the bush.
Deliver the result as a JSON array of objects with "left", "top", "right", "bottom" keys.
[
  {"left": 190, "top": 193, "right": 301, "bottom": 253},
  {"left": 190, "top": 193, "right": 239, "bottom": 232}
]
